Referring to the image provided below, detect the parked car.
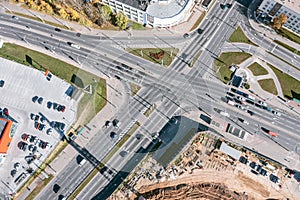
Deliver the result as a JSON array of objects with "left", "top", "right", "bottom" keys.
[
  {"left": 250, "top": 161, "right": 257, "bottom": 169},
  {"left": 18, "top": 141, "right": 28, "bottom": 151},
  {"left": 112, "top": 119, "right": 120, "bottom": 128},
  {"left": 260, "top": 168, "right": 268, "bottom": 176},
  {"left": 256, "top": 165, "right": 263, "bottom": 174},
  {"left": 272, "top": 110, "right": 281, "bottom": 116},
  {"left": 12, "top": 15, "right": 19, "bottom": 20},
  {"left": 0, "top": 80, "right": 5, "bottom": 87},
  {"left": 57, "top": 105, "right": 66, "bottom": 112},
  {"left": 105, "top": 121, "right": 111, "bottom": 128},
  {"left": 35, "top": 122, "right": 45, "bottom": 131},
  {"left": 21, "top": 133, "right": 29, "bottom": 141},
  {"left": 110, "top": 132, "right": 117, "bottom": 139},
  {"left": 38, "top": 97, "right": 44, "bottom": 104},
  {"left": 270, "top": 174, "right": 280, "bottom": 183},
  {"left": 183, "top": 33, "right": 190, "bottom": 38},
  {"left": 258, "top": 100, "right": 267, "bottom": 107},
  {"left": 47, "top": 101, "right": 52, "bottom": 109},
  {"left": 239, "top": 156, "right": 248, "bottom": 164},
  {"left": 32, "top": 96, "right": 39, "bottom": 103}
]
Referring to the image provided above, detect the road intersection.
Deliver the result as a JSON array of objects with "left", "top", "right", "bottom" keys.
[{"left": 1, "top": 0, "right": 300, "bottom": 199}]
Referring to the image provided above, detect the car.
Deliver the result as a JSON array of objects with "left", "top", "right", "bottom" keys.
[
  {"left": 54, "top": 28, "right": 61, "bottom": 32},
  {"left": 18, "top": 141, "right": 28, "bottom": 151},
  {"left": 32, "top": 96, "right": 39, "bottom": 103},
  {"left": 197, "top": 29, "right": 204, "bottom": 34},
  {"left": 239, "top": 156, "right": 248, "bottom": 164},
  {"left": 272, "top": 110, "right": 281, "bottom": 116},
  {"left": 227, "top": 92, "right": 235, "bottom": 97},
  {"left": 260, "top": 168, "right": 268, "bottom": 176},
  {"left": 12, "top": 15, "right": 19, "bottom": 20},
  {"left": 247, "top": 110, "right": 254, "bottom": 116},
  {"left": 21, "top": 133, "right": 29, "bottom": 142},
  {"left": 57, "top": 105, "right": 66, "bottom": 112},
  {"left": 120, "top": 151, "right": 128, "bottom": 157},
  {"left": 250, "top": 161, "right": 257, "bottom": 169},
  {"left": 256, "top": 165, "right": 263, "bottom": 174},
  {"left": 270, "top": 174, "right": 280, "bottom": 183},
  {"left": 40, "top": 117, "right": 46, "bottom": 123},
  {"left": 52, "top": 102, "right": 58, "bottom": 110},
  {"left": 112, "top": 119, "right": 120, "bottom": 128},
  {"left": 25, "top": 25, "right": 31, "bottom": 29},
  {"left": 53, "top": 184, "right": 61, "bottom": 193},
  {"left": 59, "top": 123, "right": 65, "bottom": 131},
  {"left": 34, "top": 115, "right": 40, "bottom": 121},
  {"left": 0, "top": 80, "right": 5, "bottom": 87},
  {"left": 3, "top": 108, "right": 9, "bottom": 116},
  {"left": 105, "top": 121, "right": 111, "bottom": 128},
  {"left": 258, "top": 100, "right": 267, "bottom": 107},
  {"left": 238, "top": 118, "right": 249, "bottom": 125},
  {"left": 226, "top": 3, "right": 232, "bottom": 8},
  {"left": 237, "top": 96, "right": 246, "bottom": 101},
  {"left": 79, "top": 158, "right": 87, "bottom": 167},
  {"left": 28, "top": 144, "right": 37, "bottom": 153},
  {"left": 38, "top": 97, "right": 44, "bottom": 104},
  {"left": 183, "top": 33, "right": 190, "bottom": 38},
  {"left": 220, "top": 4, "right": 227, "bottom": 10},
  {"left": 47, "top": 101, "right": 52, "bottom": 109},
  {"left": 235, "top": 104, "right": 245, "bottom": 110},
  {"left": 35, "top": 122, "right": 45, "bottom": 131},
  {"left": 110, "top": 132, "right": 117, "bottom": 139},
  {"left": 46, "top": 73, "right": 52, "bottom": 81},
  {"left": 69, "top": 43, "right": 80, "bottom": 49},
  {"left": 29, "top": 136, "right": 37, "bottom": 143},
  {"left": 251, "top": 169, "right": 259, "bottom": 175},
  {"left": 46, "top": 128, "right": 53, "bottom": 135}
]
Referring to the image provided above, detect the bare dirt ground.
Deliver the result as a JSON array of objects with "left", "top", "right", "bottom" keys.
[{"left": 129, "top": 169, "right": 288, "bottom": 200}]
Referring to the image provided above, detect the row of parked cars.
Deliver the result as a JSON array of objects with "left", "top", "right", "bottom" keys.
[
  {"left": 19, "top": 133, "right": 50, "bottom": 151},
  {"left": 239, "top": 156, "right": 280, "bottom": 184}
]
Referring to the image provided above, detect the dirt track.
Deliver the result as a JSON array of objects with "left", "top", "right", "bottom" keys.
[{"left": 132, "top": 170, "right": 288, "bottom": 200}]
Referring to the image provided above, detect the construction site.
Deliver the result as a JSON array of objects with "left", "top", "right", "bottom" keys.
[{"left": 109, "top": 132, "right": 299, "bottom": 200}]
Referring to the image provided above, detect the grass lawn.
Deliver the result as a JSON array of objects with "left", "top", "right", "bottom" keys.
[
  {"left": 214, "top": 52, "right": 252, "bottom": 83},
  {"left": 127, "top": 48, "right": 179, "bottom": 67},
  {"left": 229, "top": 26, "right": 257, "bottom": 46},
  {"left": 190, "top": 11, "right": 206, "bottom": 31},
  {"left": 274, "top": 40, "right": 300, "bottom": 56},
  {"left": 129, "top": 82, "right": 141, "bottom": 96},
  {"left": 0, "top": 43, "right": 106, "bottom": 124},
  {"left": 276, "top": 28, "right": 300, "bottom": 45},
  {"left": 248, "top": 62, "right": 268, "bottom": 76},
  {"left": 268, "top": 63, "right": 300, "bottom": 99},
  {"left": 24, "top": 175, "right": 54, "bottom": 200},
  {"left": 258, "top": 79, "right": 278, "bottom": 95}
]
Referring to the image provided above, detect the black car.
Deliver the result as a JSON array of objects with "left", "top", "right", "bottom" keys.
[
  {"left": 226, "top": 3, "right": 232, "bottom": 8},
  {"left": 0, "top": 80, "right": 5, "bottom": 87},
  {"left": 250, "top": 161, "right": 257, "bottom": 169},
  {"left": 247, "top": 110, "right": 254, "bottom": 116},
  {"left": 270, "top": 174, "right": 280, "bottom": 183},
  {"left": 52, "top": 102, "right": 58, "bottom": 110},
  {"left": 47, "top": 101, "right": 52, "bottom": 109},
  {"left": 260, "top": 168, "right": 268, "bottom": 176},
  {"left": 110, "top": 132, "right": 117, "bottom": 139},
  {"left": 38, "top": 97, "right": 44, "bottom": 104},
  {"left": 32, "top": 96, "right": 39, "bottom": 103},
  {"left": 197, "top": 29, "right": 204, "bottom": 34},
  {"left": 54, "top": 28, "right": 61, "bottom": 32},
  {"left": 53, "top": 184, "right": 61, "bottom": 193},
  {"left": 239, "top": 156, "right": 248, "bottom": 164}
]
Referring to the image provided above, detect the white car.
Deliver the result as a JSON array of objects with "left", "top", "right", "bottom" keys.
[
  {"left": 70, "top": 43, "right": 80, "bottom": 49},
  {"left": 272, "top": 110, "right": 281, "bottom": 116},
  {"left": 236, "top": 105, "right": 245, "bottom": 110},
  {"left": 258, "top": 100, "right": 267, "bottom": 106}
]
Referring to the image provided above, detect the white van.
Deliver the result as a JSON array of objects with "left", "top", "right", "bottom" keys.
[{"left": 79, "top": 158, "right": 87, "bottom": 167}]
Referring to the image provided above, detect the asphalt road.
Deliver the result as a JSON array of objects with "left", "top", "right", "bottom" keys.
[{"left": 1, "top": 0, "right": 300, "bottom": 199}]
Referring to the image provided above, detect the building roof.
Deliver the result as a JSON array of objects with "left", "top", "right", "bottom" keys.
[
  {"left": 274, "top": 0, "right": 300, "bottom": 14},
  {"left": 0, "top": 118, "right": 12, "bottom": 154},
  {"left": 116, "top": 0, "right": 149, "bottom": 11},
  {"left": 219, "top": 142, "right": 241, "bottom": 160},
  {"left": 147, "top": 0, "right": 188, "bottom": 18}
]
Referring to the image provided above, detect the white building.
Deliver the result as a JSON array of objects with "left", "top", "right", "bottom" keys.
[
  {"left": 101, "top": 0, "right": 194, "bottom": 28},
  {"left": 257, "top": 0, "right": 300, "bottom": 35}
]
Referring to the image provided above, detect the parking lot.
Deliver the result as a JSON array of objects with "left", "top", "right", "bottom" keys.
[{"left": 0, "top": 58, "right": 76, "bottom": 193}]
